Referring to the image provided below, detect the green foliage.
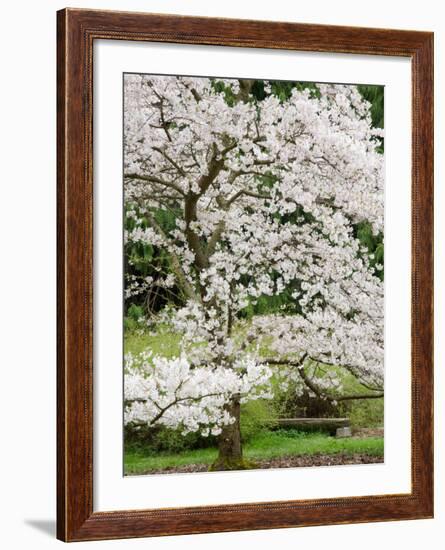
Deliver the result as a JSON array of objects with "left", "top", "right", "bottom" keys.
[
  {"left": 240, "top": 288, "right": 302, "bottom": 320},
  {"left": 127, "top": 303, "right": 144, "bottom": 321},
  {"left": 211, "top": 79, "right": 237, "bottom": 106},
  {"left": 212, "top": 79, "right": 321, "bottom": 105},
  {"left": 123, "top": 317, "right": 138, "bottom": 332},
  {"left": 274, "top": 377, "right": 341, "bottom": 419},
  {"left": 334, "top": 368, "right": 384, "bottom": 428},
  {"left": 339, "top": 398, "right": 384, "bottom": 429},
  {"left": 354, "top": 221, "right": 384, "bottom": 280},
  {"left": 357, "top": 84, "right": 384, "bottom": 153},
  {"left": 124, "top": 203, "right": 183, "bottom": 315},
  {"left": 124, "top": 304, "right": 145, "bottom": 332},
  {"left": 269, "top": 80, "right": 320, "bottom": 102},
  {"left": 125, "top": 424, "right": 216, "bottom": 455},
  {"left": 357, "top": 84, "right": 384, "bottom": 129},
  {"left": 240, "top": 400, "right": 278, "bottom": 442}
]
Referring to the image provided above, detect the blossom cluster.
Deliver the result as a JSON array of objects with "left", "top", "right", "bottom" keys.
[{"left": 124, "top": 352, "right": 274, "bottom": 435}]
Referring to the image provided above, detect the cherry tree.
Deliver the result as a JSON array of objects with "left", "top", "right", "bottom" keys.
[{"left": 123, "top": 75, "right": 384, "bottom": 470}]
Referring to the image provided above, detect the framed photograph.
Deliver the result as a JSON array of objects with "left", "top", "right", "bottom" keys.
[{"left": 57, "top": 8, "right": 433, "bottom": 542}]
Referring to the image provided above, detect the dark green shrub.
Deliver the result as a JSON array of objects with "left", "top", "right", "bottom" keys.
[
  {"left": 339, "top": 398, "right": 384, "bottom": 429},
  {"left": 125, "top": 424, "right": 216, "bottom": 454},
  {"left": 273, "top": 376, "right": 341, "bottom": 419},
  {"left": 240, "top": 399, "right": 278, "bottom": 442},
  {"left": 127, "top": 303, "right": 144, "bottom": 321}
]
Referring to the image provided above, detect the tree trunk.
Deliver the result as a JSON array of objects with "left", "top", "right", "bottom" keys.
[{"left": 210, "top": 395, "right": 255, "bottom": 471}]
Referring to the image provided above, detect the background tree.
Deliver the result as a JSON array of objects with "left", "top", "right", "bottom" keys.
[{"left": 123, "top": 75, "right": 384, "bottom": 470}]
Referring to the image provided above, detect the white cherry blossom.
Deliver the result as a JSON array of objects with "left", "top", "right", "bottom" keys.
[{"left": 123, "top": 75, "right": 384, "bottom": 435}]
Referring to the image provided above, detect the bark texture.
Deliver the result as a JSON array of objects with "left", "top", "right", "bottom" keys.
[{"left": 211, "top": 395, "right": 256, "bottom": 471}]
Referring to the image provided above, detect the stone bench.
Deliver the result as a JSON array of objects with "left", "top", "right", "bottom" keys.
[{"left": 275, "top": 417, "right": 351, "bottom": 437}]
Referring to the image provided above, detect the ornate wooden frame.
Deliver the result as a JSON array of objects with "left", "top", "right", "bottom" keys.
[{"left": 57, "top": 8, "right": 434, "bottom": 542}]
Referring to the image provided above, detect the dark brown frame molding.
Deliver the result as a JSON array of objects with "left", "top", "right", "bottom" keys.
[{"left": 57, "top": 8, "right": 434, "bottom": 542}]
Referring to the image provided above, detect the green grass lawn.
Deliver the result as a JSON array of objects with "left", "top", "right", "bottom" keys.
[
  {"left": 124, "top": 430, "right": 384, "bottom": 475},
  {"left": 124, "top": 329, "right": 182, "bottom": 357}
]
